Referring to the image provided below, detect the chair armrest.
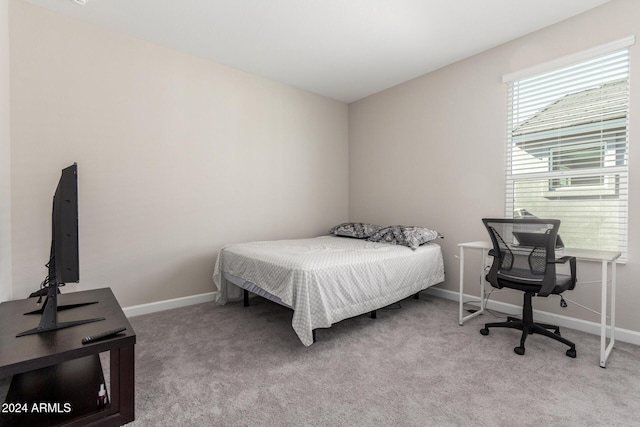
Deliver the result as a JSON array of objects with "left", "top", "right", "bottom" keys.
[{"left": 550, "top": 256, "right": 575, "bottom": 264}]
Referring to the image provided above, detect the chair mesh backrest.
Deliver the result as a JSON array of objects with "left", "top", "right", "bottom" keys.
[
  {"left": 487, "top": 225, "right": 513, "bottom": 271},
  {"left": 483, "top": 219, "right": 559, "bottom": 281},
  {"left": 529, "top": 245, "right": 548, "bottom": 275}
]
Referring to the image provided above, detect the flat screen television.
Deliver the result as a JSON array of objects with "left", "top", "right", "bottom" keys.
[
  {"left": 54, "top": 162, "right": 80, "bottom": 283},
  {"left": 17, "top": 163, "right": 104, "bottom": 337}
]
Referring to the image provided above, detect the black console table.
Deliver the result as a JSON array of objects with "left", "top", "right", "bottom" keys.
[{"left": 0, "top": 288, "right": 136, "bottom": 426}]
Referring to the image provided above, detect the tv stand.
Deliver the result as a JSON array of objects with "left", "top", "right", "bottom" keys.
[
  {"left": 0, "top": 288, "right": 136, "bottom": 426},
  {"left": 17, "top": 284, "right": 104, "bottom": 337}
]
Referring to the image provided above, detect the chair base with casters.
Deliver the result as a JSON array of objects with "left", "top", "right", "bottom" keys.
[{"left": 480, "top": 291, "right": 577, "bottom": 358}]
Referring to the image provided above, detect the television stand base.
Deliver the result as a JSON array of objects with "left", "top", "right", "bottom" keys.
[
  {"left": 23, "top": 300, "right": 99, "bottom": 315},
  {"left": 16, "top": 284, "right": 105, "bottom": 337},
  {"left": 16, "top": 317, "right": 105, "bottom": 337}
]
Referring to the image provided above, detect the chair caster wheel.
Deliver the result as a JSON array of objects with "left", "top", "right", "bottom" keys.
[
  {"left": 566, "top": 348, "right": 577, "bottom": 358},
  {"left": 514, "top": 346, "right": 525, "bottom": 355},
  {"left": 480, "top": 328, "right": 489, "bottom": 336}
]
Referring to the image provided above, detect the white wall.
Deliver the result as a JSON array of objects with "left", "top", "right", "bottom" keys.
[
  {"left": 0, "top": 0, "right": 11, "bottom": 303},
  {"left": 349, "top": 0, "right": 640, "bottom": 332},
  {"left": 9, "top": 1, "right": 349, "bottom": 306}
]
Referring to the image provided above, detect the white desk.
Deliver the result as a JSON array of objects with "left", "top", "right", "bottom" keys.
[{"left": 458, "top": 241, "right": 621, "bottom": 368}]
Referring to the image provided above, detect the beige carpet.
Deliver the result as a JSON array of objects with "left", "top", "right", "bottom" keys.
[
  {"left": 2, "top": 293, "right": 639, "bottom": 426},
  {"left": 124, "top": 294, "right": 640, "bottom": 426}
]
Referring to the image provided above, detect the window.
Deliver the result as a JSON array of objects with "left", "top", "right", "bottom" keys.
[{"left": 504, "top": 38, "right": 633, "bottom": 259}]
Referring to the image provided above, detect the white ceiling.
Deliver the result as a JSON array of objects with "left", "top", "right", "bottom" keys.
[{"left": 24, "top": 0, "right": 611, "bottom": 103}]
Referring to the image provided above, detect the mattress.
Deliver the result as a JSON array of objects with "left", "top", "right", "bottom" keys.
[{"left": 212, "top": 235, "right": 445, "bottom": 345}]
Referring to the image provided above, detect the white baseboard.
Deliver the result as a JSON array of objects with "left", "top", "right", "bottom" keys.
[
  {"left": 122, "top": 287, "right": 640, "bottom": 347},
  {"left": 123, "top": 291, "right": 219, "bottom": 318},
  {"left": 425, "top": 286, "right": 640, "bottom": 347}
]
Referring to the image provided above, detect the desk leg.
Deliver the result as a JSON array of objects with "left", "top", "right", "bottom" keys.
[
  {"left": 459, "top": 246, "right": 465, "bottom": 325},
  {"left": 610, "top": 260, "right": 617, "bottom": 350},
  {"left": 600, "top": 260, "right": 607, "bottom": 367},
  {"left": 459, "top": 246, "right": 485, "bottom": 325},
  {"left": 600, "top": 260, "right": 617, "bottom": 368},
  {"left": 479, "top": 249, "right": 486, "bottom": 314}
]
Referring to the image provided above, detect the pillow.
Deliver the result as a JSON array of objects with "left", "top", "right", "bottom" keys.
[
  {"left": 329, "top": 222, "right": 382, "bottom": 239},
  {"left": 400, "top": 225, "right": 440, "bottom": 249},
  {"left": 367, "top": 225, "right": 439, "bottom": 249}
]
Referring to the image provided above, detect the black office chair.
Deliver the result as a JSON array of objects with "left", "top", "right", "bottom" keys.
[{"left": 479, "top": 218, "right": 577, "bottom": 358}]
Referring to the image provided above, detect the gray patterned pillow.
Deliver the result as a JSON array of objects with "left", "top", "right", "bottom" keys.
[
  {"left": 367, "top": 225, "right": 439, "bottom": 249},
  {"left": 329, "top": 222, "right": 382, "bottom": 239}
]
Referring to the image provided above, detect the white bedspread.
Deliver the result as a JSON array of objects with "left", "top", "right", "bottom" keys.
[{"left": 212, "top": 236, "right": 444, "bottom": 346}]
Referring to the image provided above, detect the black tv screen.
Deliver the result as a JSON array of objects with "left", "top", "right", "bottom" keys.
[
  {"left": 52, "top": 163, "right": 79, "bottom": 284},
  {"left": 17, "top": 163, "right": 107, "bottom": 337}
]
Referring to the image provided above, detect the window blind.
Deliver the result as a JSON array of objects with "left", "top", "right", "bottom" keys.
[{"left": 505, "top": 44, "right": 631, "bottom": 260}]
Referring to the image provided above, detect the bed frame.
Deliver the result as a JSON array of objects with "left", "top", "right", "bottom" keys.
[{"left": 242, "top": 288, "right": 422, "bottom": 342}]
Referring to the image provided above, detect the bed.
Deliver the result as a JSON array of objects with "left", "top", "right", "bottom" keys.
[{"left": 212, "top": 232, "right": 445, "bottom": 346}]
